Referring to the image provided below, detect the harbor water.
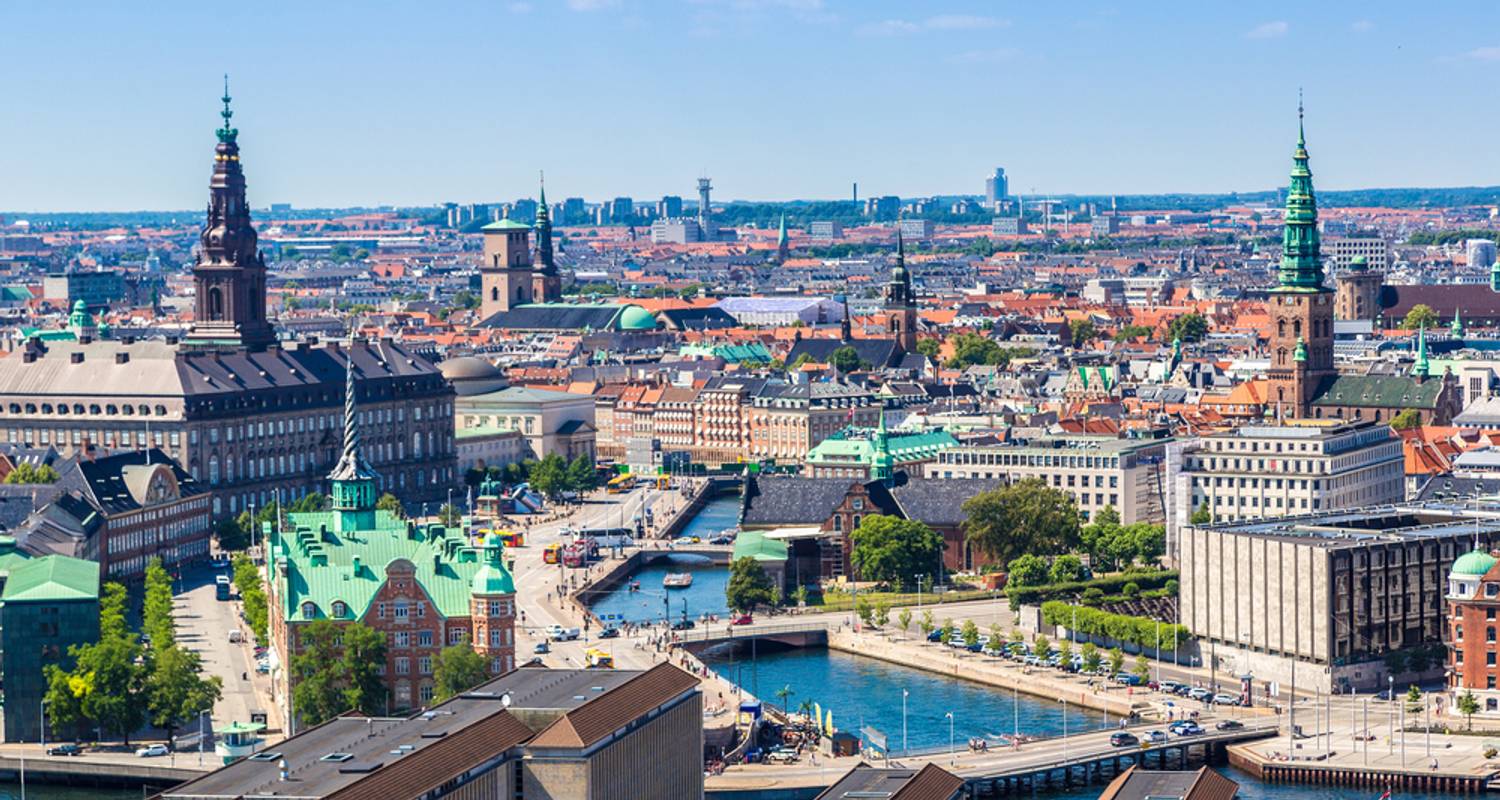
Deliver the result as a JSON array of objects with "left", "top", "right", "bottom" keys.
[{"left": 587, "top": 493, "right": 740, "bottom": 625}]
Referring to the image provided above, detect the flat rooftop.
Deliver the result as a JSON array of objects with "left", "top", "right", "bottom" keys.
[{"left": 1199, "top": 501, "right": 1500, "bottom": 548}]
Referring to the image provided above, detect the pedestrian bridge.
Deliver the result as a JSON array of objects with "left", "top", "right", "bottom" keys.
[{"left": 678, "top": 620, "right": 832, "bottom": 653}]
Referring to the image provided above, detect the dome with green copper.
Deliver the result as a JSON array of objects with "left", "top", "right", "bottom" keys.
[
  {"left": 616, "top": 304, "right": 658, "bottom": 331},
  {"left": 472, "top": 538, "right": 515, "bottom": 595},
  {"left": 1452, "top": 549, "right": 1497, "bottom": 577}
]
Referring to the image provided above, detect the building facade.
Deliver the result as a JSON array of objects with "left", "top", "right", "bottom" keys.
[
  {"left": 455, "top": 387, "right": 596, "bottom": 464},
  {"left": 1179, "top": 421, "right": 1404, "bottom": 525},
  {"left": 1446, "top": 549, "right": 1500, "bottom": 715},
  {"left": 0, "top": 546, "right": 98, "bottom": 742}
]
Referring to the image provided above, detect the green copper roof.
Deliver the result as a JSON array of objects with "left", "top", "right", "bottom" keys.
[
  {"left": 617, "top": 304, "right": 659, "bottom": 330},
  {"left": 1452, "top": 550, "right": 1498, "bottom": 577},
  {"left": 1311, "top": 374, "right": 1446, "bottom": 410},
  {"left": 1293, "top": 336, "right": 1308, "bottom": 362},
  {"left": 732, "top": 529, "right": 789, "bottom": 563},
  {"left": 682, "top": 342, "right": 773, "bottom": 364},
  {"left": 472, "top": 539, "right": 515, "bottom": 595},
  {"left": 1413, "top": 326, "right": 1430, "bottom": 379},
  {"left": 0, "top": 552, "right": 99, "bottom": 603},
  {"left": 273, "top": 510, "right": 513, "bottom": 622},
  {"left": 1275, "top": 100, "right": 1325, "bottom": 293},
  {"left": 481, "top": 219, "right": 532, "bottom": 231},
  {"left": 805, "top": 426, "right": 959, "bottom": 468}
]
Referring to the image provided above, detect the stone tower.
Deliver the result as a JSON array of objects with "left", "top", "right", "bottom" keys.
[
  {"left": 480, "top": 219, "right": 534, "bottom": 319},
  {"left": 531, "top": 178, "right": 562, "bottom": 304},
  {"left": 469, "top": 537, "right": 517, "bottom": 676},
  {"left": 1334, "top": 255, "right": 1384, "bottom": 322},
  {"left": 185, "top": 78, "right": 277, "bottom": 351},
  {"left": 1267, "top": 101, "right": 1337, "bottom": 420},
  {"left": 883, "top": 228, "right": 919, "bottom": 353}
]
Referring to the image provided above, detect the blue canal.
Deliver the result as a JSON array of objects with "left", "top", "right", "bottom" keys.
[{"left": 587, "top": 493, "right": 739, "bottom": 625}]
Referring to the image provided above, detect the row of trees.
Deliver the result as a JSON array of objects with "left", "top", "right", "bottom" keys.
[
  {"left": 1078, "top": 507, "right": 1166, "bottom": 572},
  {"left": 1040, "top": 600, "right": 1189, "bottom": 651},
  {"left": 44, "top": 560, "right": 222, "bottom": 746},
  {"left": 462, "top": 454, "right": 598, "bottom": 501},
  {"left": 233, "top": 554, "right": 270, "bottom": 645}
]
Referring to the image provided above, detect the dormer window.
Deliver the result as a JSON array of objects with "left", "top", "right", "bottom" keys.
[
  {"left": 302, "top": 601, "right": 317, "bottom": 618},
  {"left": 332, "top": 601, "right": 347, "bottom": 618}
]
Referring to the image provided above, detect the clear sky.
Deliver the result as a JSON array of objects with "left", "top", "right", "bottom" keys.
[{"left": 5, "top": 1, "right": 1500, "bottom": 211}]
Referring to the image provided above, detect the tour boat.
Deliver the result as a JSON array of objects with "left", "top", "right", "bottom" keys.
[{"left": 663, "top": 572, "right": 694, "bottom": 589}]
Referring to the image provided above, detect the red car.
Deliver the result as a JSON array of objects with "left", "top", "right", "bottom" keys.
[{"left": 731, "top": 614, "right": 754, "bottom": 626}]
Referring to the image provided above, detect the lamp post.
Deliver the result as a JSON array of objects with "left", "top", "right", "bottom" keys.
[
  {"left": 1059, "top": 698, "right": 1069, "bottom": 779},
  {"left": 1363, "top": 697, "right": 1369, "bottom": 766},
  {"left": 1013, "top": 682, "right": 1019, "bottom": 746},
  {"left": 39, "top": 698, "right": 46, "bottom": 754},
  {"left": 945, "top": 711, "right": 955, "bottom": 765},
  {"left": 1388, "top": 676, "right": 1395, "bottom": 755}
]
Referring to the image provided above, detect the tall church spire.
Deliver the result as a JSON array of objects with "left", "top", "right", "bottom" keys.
[
  {"left": 1276, "top": 94, "right": 1324, "bottom": 292},
  {"left": 535, "top": 172, "right": 555, "bottom": 274},
  {"left": 329, "top": 337, "right": 378, "bottom": 530},
  {"left": 186, "top": 77, "right": 276, "bottom": 351},
  {"left": 776, "top": 213, "right": 790, "bottom": 263}
]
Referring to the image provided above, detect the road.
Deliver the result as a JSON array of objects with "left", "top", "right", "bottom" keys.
[{"left": 173, "top": 564, "right": 274, "bottom": 736}]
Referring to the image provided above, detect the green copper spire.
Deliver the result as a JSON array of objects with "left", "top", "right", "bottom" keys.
[
  {"left": 1452, "top": 308, "right": 1465, "bottom": 339},
  {"left": 871, "top": 408, "right": 895, "bottom": 482},
  {"left": 777, "top": 213, "right": 788, "bottom": 246},
  {"left": 1293, "top": 336, "right": 1308, "bottom": 362},
  {"left": 217, "top": 74, "right": 238, "bottom": 145},
  {"left": 535, "top": 172, "right": 554, "bottom": 273},
  {"left": 1276, "top": 95, "right": 1324, "bottom": 292},
  {"left": 1413, "top": 325, "right": 1430, "bottom": 379},
  {"left": 329, "top": 337, "right": 378, "bottom": 531}
]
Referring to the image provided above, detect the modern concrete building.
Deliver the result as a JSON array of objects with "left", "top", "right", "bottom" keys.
[
  {"left": 926, "top": 434, "right": 1172, "bottom": 524},
  {"left": 161, "top": 663, "right": 703, "bottom": 800},
  {"left": 1181, "top": 503, "right": 1500, "bottom": 693},
  {"left": 898, "top": 218, "right": 934, "bottom": 241},
  {"left": 1179, "top": 421, "right": 1404, "bottom": 526},
  {"left": 984, "top": 167, "right": 1008, "bottom": 208},
  {"left": 992, "top": 216, "right": 1028, "bottom": 236},
  {"left": 41, "top": 270, "right": 123, "bottom": 311},
  {"left": 809, "top": 220, "right": 844, "bottom": 241},
  {"left": 1323, "top": 236, "right": 1390, "bottom": 271}
]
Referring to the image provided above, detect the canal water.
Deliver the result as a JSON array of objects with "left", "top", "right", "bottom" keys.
[{"left": 587, "top": 493, "right": 739, "bottom": 625}]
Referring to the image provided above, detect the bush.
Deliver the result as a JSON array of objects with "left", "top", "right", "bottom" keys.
[
  {"left": 1041, "top": 600, "right": 1190, "bottom": 651},
  {"left": 1006, "top": 570, "right": 1178, "bottom": 609},
  {"left": 1081, "top": 588, "right": 1106, "bottom": 606},
  {"left": 1122, "top": 582, "right": 1140, "bottom": 599},
  {"left": 1164, "top": 579, "right": 1180, "bottom": 595},
  {"left": 1049, "top": 555, "right": 1084, "bottom": 584},
  {"left": 1007, "top": 554, "right": 1050, "bottom": 587}
]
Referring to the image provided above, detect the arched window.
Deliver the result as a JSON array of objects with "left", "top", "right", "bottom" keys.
[
  {"left": 302, "top": 602, "right": 317, "bottom": 618},
  {"left": 332, "top": 601, "right": 346, "bottom": 618},
  {"left": 208, "top": 287, "right": 224, "bottom": 318},
  {"left": 208, "top": 456, "right": 220, "bottom": 485},
  {"left": 490, "top": 286, "right": 499, "bottom": 302}
]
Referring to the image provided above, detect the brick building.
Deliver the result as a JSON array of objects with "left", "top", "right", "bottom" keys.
[
  {"left": 267, "top": 358, "right": 515, "bottom": 720},
  {"left": 1446, "top": 549, "right": 1500, "bottom": 715}
]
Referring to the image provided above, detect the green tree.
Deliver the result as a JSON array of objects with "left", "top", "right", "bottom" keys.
[
  {"left": 1034, "top": 633, "right": 1051, "bottom": 659},
  {"left": 961, "top": 619, "right": 980, "bottom": 648},
  {"left": 1081, "top": 642, "right": 1101, "bottom": 673},
  {"left": 4, "top": 462, "right": 60, "bottom": 484},
  {"left": 1459, "top": 690, "right": 1481, "bottom": 730},
  {"left": 567, "top": 455, "right": 598, "bottom": 494},
  {"left": 376, "top": 493, "right": 405, "bottom": 518},
  {"left": 1167, "top": 312, "right": 1208, "bottom": 343},
  {"left": 1390, "top": 409, "right": 1422, "bottom": 431},
  {"left": 1402, "top": 304, "right": 1439, "bottom": 331},
  {"left": 146, "top": 644, "right": 222, "bottom": 748},
  {"left": 291, "top": 620, "right": 346, "bottom": 726},
  {"left": 849, "top": 515, "right": 944, "bottom": 590},
  {"left": 215, "top": 516, "right": 249, "bottom": 551},
  {"left": 433, "top": 635, "right": 489, "bottom": 701},
  {"left": 1069, "top": 318, "right": 1097, "bottom": 347},
  {"left": 1113, "top": 324, "right": 1155, "bottom": 343},
  {"left": 855, "top": 596, "right": 874, "bottom": 627},
  {"left": 1006, "top": 554, "right": 1050, "bottom": 587},
  {"left": 1190, "top": 504, "right": 1213, "bottom": 525},
  {"left": 1080, "top": 505, "right": 1122, "bottom": 569},
  {"left": 773, "top": 685, "right": 795, "bottom": 716},
  {"left": 437, "top": 504, "right": 462, "bottom": 527},
  {"left": 1133, "top": 653, "right": 1151, "bottom": 680},
  {"left": 233, "top": 554, "right": 270, "bottom": 644},
  {"left": 42, "top": 663, "right": 86, "bottom": 740},
  {"left": 943, "top": 332, "right": 1034, "bottom": 369},
  {"left": 874, "top": 600, "right": 891, "bottom": 628},
  {"left": 143, "top": 558, "right": 176, "bottom": 649},
  {"left": 1405, "top": 684, "right": 1423, "bottom": 715},
  {"left": 1057, "top": 639, "right": 1073, "bottom": 668},
  {"left": 726, "top": 556, "right": 778, "bottom": 613},
  {"left": 963, "top": 479, "right": 1081, "bottom": 566},
  {"left": 919, "top": 610, "right": 935, "bottom": 639},
  {"left": 915, "top": 338, "right": 941, "bottom": 360},
  {"left": 59, "top": 581, "right": 148, "bottom": 744},
  {"left": 829, "top": 345, "right": 870, "bottom": 373},
  {"left": 990, "top": 621, "right": 1006, "bottom": 652},
  {"left": 343, "top": 623, "right": 389, "bottom": 715},
  {"left": 529, "top": 453, "right": 570, "bottom": 500},
  {"left": 1049, "top": 554, "right": 1084, "bottom": 584},
  {"left": 938, "top": 619, "right": 954, "bottom": 645},
  {"left": 898, "top": 608, "right": 913, "bottom": 637},
  {"left": 1107, "top": 646, "right": 1125, "bottom": 675}
]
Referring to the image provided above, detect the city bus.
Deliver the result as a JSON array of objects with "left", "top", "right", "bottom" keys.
[
  {"left": 215, "top": 574, "right": 232, "bottom": 601},
  {"left": 576, "top": 526, "right": 633, "bottom": 548},
  {"left": 494, "top": 530, "right": 526, "bottom": 548},
  {"left": 606, "top": 474, "right": 636, "bottom": 494},
  {"left": 542, "top": 543, "right": 562, "bottom": 564}
]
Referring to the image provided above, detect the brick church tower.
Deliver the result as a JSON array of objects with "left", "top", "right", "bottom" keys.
[
  {"left": 1267, "top": 103, "right": 1337, "bottom": 420},
  {"left": 883, "top": 228, "right": 918, "bottom": 353}
]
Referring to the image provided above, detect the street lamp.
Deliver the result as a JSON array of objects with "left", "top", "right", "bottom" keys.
[
  {"left": 945, "top": 711, "right": 955, "bottom": 765},
  {"left": 1059, "top": 698, "right": 1069, "bottom": 773},
  {"left": 39, "top": 697, "right": 46, "bottom": 754},
  {"left": 902, "top": 689, "right": 909, "bottom": 757},
  {"left": 1387, "top": 675, "right": 1395, "bottom": 755}
]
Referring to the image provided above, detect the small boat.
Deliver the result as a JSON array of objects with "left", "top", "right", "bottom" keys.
[
  {"left": 628, "top": 581, "right": 641, "bottom": 592},
  {"left": 663, "top": 572, "right": 693, "bottom": 589}
]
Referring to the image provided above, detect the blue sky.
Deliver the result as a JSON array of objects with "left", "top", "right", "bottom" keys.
[{"left": 5, "top": 1, "right": 1500, "bottom": 211}]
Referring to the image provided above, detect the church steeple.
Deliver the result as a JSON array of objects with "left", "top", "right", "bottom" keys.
[
  {"left": 186, "top": 77, "right": 276, "bottom": 351},
  {"left": 883, "top": 226, "right": 918, "bottom": 352},
  {"left": 535, "top": 173, "right": 554, "bottom": 274},
  {"left": 776, "top": 213, "right": 790, "bottom": 263},
  {"left": 1276, "top": 94, "right": 1325, "bottom": 293},
  {"left": 329, "top": 337, "right": 378, "bottom": 532},
  {"left": 1413, "top": 325, "right": 1431, "bottom": 381}
]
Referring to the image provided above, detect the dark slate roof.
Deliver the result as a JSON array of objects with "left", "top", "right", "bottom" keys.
[
  {"left": 741, "top": 476, "right": 866, "bottom": 526},
  {"left": 477, "top": 304, "right": 621, "bottom": 331},
  {"left": 75, "top": 449, "right": 204, "bottom": 515},
  {"left": 658, "top": 306, "right": 738, "bottom": 330},
  {"left": 1415, "top": 474, "right": 1500, "bottom": 502},
  {"left": 884, "top": 474, "right": 1002, "bottom": 527},
  {"left": 786, "top": 338, "right": 904, "bottom": 369},
  {"left": 1310, "top": 374, "right": 1445, "bottom": 410}
]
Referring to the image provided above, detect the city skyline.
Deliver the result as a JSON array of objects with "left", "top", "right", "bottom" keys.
[{"left": 5, "top": 1, "right": 1500, "bottom": 211}]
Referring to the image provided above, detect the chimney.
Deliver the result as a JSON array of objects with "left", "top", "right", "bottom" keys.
[{"left": 352, "top": 555, "right": 361, "bottom": 576}]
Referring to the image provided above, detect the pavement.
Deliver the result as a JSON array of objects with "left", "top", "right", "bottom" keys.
[{"left": 173, "top": 564, "right": 280, "bottom": 736}]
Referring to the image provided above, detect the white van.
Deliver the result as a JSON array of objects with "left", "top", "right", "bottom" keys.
[{"left": 228, "top": 629, "right": 244, "bottom": 644}]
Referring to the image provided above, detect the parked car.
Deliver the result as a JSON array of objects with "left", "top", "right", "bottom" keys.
[
  {"left": 1109, "top": 732, "right": 1139, "bottom": 748},
  {"left": 136, "top": 744, "right": 170, "bottom": 758},
  {"left": 1157, "top": 680, "right": 1184, "bottom": 694},
  {"left": 708, "top": 535, "right": 734, "bottom": 545},
  {"left": 674, "top": 536, "right": 701, "bottom": 545},
  {"left": 1143, "top": 730, "right": 1169, "bottom": 744},
  {"left": 1114, "top": 673, "right": 1143, "bottom": 686},
  {"left": 227, "top": 629, "right": 244, "bottom": 644},
  {"left": 598, "top": 626, "right": 621, "bottom": 639},
  {"left": 47, "top": 744, "right": 82, "bottom": 756},
  {"left": 1211, "top": 693, "right": 1241, "bottom": 706},
  {"left": 1216, "top": 719, "right": 1245, "bottom": 731},
  {"left": 731, "top": 614, "right": 754, "bottom": 626},
  {"left": 671, "top": 619, "right": 696, "bottom": 631},
  {"left": 1187, "top": 687, "right": 1212, "bottom": 701}
]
